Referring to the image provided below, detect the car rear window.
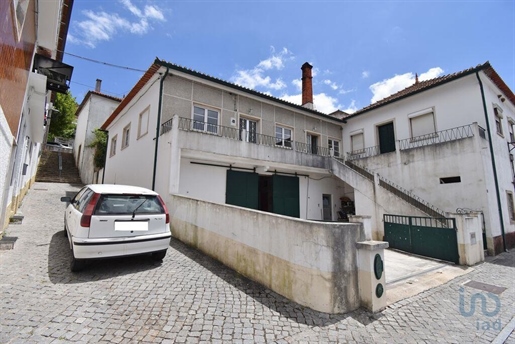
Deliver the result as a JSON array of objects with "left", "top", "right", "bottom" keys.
[{"left": 94, "top": 194, "right": 165, "bottom": 215}]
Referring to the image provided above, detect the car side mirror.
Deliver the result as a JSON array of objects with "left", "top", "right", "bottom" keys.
[{"left": 61, "top": 196, "right": 72, "bottom": 203}]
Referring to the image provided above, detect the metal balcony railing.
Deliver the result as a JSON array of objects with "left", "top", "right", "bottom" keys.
[
  {"left": 346, "top": 124, "right": 476, "bottom": 160},
  {"left": 398, "top": 124, "right": 474, "bottom": 151},
  {"left": 346, "top": 146, "right": 380, "bottom": 161},
  {"left": 163, "top": 117, "right": 337, "bottom": 158}
]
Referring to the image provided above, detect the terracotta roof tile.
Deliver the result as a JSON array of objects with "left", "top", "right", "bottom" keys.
[{"left": 348, "top": 62, "right": 514, "bottom": 118}]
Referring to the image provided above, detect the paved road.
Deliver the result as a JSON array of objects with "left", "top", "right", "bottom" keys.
[{"left": 0, "top": 182, "right": 514, "bottom": 343}]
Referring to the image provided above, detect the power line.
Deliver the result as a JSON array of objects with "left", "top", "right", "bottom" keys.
[{"left": 62, "top": 51, "right": 146, "bottom": 73}]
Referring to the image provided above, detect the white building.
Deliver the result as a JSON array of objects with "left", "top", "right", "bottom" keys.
[
  {"left": 0, "top": 0, "right": 73, "bottom": 232},
  {"left": 74, "top": 80, "right": 121, "bottom": 184},
  {"left": 101, "top": 60, "right": 353, "bottom": 222},
  {"left": 342, "top": 62, "right": 515, "bottom": 255}
]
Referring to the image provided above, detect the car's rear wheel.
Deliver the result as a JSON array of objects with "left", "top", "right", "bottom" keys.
[{"left": 151, "top": 250, "right": 167, "bottom": 261}]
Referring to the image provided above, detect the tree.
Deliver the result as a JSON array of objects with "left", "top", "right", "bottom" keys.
[
  {"left": 48, "top": 91, "right": 77, "bottom": 140},
  {"left": 88, "top": 129, "right": 108, "bottom": 170}
]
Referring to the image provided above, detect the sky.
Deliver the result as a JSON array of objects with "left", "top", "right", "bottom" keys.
[{"left": 63, "top": 0, "right": 515, "bottom": 115}]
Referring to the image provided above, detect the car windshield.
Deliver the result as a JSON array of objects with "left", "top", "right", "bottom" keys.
[{"left": 94, "top": 194, "right": 164, "bottom": 215}]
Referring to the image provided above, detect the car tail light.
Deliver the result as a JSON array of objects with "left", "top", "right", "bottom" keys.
[
  {"left": 80, "top": 193, "right": 101, "bottom": 227},
  {"left": 157, "top": 195, "right": 170, "bottom": 224}
]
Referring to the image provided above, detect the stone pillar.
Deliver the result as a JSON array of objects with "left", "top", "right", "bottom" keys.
[
  {"left": 449, "top": 212, "right": 484, "bottom": 266},
  {"left": 356, "top": 240, "right": 389, "bottom": 313},
  {"left": 169, "top": 114, "right": 181, "bottom": 195},
  {"left": 349, "top": 215, "right": 372, "bottom": 240}
]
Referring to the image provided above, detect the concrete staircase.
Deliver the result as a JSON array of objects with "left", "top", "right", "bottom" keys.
[{"left": 36, "top": 150, "right": 82, "bottom": 184}]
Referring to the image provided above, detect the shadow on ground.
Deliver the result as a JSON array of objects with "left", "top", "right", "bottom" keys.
[
  {"left": 47, "top": 231, "right": 162, "bottom": 284},
  {"left": 169, "top": 237, "right": 381, "bottom": 327}
]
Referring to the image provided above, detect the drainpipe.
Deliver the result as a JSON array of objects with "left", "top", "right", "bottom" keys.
[
  {"left": 99, "top": 129, "right": 108, "bottom": 184},
  {"left": 476, "top": 72, "right": 507, "bottom": 252},
  {"left": 152, "top": 67, "right": 170, "bottom": 191}
]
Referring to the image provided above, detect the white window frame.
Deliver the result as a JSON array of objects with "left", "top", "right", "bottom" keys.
[
  {"left": 508, "top": 117, "right": 515, "bottom": 143},
  {"left": 507, "top": 191, "right": 515, "bottom": 221},
  {"left": 408, "top": 108, "right": 436, "bottom": 140},
  {"left": 138, "top": 107, "right": 150, "bottom": 139},
  {"left": 239, "top": 115, "right": 258, "bottom": 143},
  {"left": 110, "top": 135, "right": 117, "bottom": 157},
  {"left": 493, "top": 105, "right": 504, "bottom": 137},
  {"left": 328, "top": 138, "right": 341, "bottom": 157},
  {"left": 122, "top": 123, "right": 131, "bottom": 150},
  {"left": 275, "top": 125, "right": 293, "bottom": 148},
  {"left": 192, "top": 105, "right": 220, "bottom": 134}
]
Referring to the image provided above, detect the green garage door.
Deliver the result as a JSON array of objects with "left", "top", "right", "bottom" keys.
[
  {"left": 226, "top": 170, "right": 259, "bottom": 209},
  {"left": 272, "top": 175, "right": 300, "bottom": 218}
]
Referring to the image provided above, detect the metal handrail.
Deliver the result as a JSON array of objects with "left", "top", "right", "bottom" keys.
[
  {"left": 172, "top": 117, "right": 334, "bottom": 157},
  {"left": 346, "top": 146, "right": 380, "bottom": 160},
  {"left": 346, "top": 124, "right": 476, "bottom": 160},
  {"left": 340, "top": 159, "right": 447, "bottom": 219},
  {"left": 398, "top": 124, "right": 474, "bottom": 151},
  {"left": 160, "top": 118, "right": 173, "bottom": 135}
]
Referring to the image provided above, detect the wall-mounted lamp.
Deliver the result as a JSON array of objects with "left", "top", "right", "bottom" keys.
[{"left": 498, "top": 94, "right": 506, "bottom": 103}]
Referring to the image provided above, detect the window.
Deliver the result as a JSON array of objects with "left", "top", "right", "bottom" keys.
[
  {"left": 351, "top": 133, "right": 364, "bottom": 153},
  {"left": 439, "top": 176, "right": 461, "bottom": 184},
  {"left": 507, "top": 192, "right": 515, "bottom": 221},
  {"left": 275, "top": 125, "right": 292, "bottom": 148},
  {"left": 410, "top": 111, "right": 436, "bottom": 139},
  {"left": 239, "top": 117, "right": 257, "bottom": 143},
  {"left": 138, "top": 107, "right": 149, "bottom": 139},
  {"left": 110, "top": 135, "right": 117, "bottom": 157},
  {"left": 508, "top": 118, "right": 515, "bottom": 142},
  {"left": 122, "top": 123, "right": 131, "bottom": 149},
  {"left": 328, "top": 138, "right": 341, "bottom": 157},
  {"left": 494, "top": 106, "right": 503, "bottom": 136},
  {"left": 193, "top": 105, "right": 219, "bottom": 134}
]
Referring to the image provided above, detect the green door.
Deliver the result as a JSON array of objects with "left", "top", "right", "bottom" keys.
[
  {"left": 226, "top": 170, "right": 259, "bottom": 209},
  {"left": 272, "top": 175, "right": 300, "bottom": 218},
  {"left": 378, "top": 122, "right": 396, "bottom": 154}
]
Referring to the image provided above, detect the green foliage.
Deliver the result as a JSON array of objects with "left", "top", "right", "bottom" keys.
[
  {"left": 88, "top": 129, "right": 108, "bottom": 170},
  {"left": 48, "top": 91, "right": 77, "bottom": 140}
]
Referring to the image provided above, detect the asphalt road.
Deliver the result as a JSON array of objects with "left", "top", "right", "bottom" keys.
[{"left": 0, "top": 182, "right": 514, "bottom": 343}]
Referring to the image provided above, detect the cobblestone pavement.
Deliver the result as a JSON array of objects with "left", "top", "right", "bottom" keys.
[{"left": 0, "top": 182, "right": 514, "bottom": 343}]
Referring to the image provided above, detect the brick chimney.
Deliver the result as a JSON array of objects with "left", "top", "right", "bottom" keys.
[
  {"left": 301, "top": 62, "right": 313, "bottom": 109},
  {"left": 95, "top": 79, "right": 102, "bottom": 92}
]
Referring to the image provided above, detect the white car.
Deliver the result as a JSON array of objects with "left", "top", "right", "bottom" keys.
[{"left": 61, "top": 184, "right": 171, "bottom": 272}]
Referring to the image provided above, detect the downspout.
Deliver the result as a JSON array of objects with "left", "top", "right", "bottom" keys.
[
  {"left": 100, "top": 129, "right": 108, "bottom": 184},
  {"left": 476, "top": 72, "right": 507, "bottom": 252},
  {"left": 152, "top": 67, "right": 170, "bottom": 191}
]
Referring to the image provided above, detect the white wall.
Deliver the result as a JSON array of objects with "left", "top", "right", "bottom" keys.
[
  {"left": 75, "top": 94, "right": 120, "bottom": 184},
  {"left": 104, "top": 77, "right": 160, "bottom": 189}
]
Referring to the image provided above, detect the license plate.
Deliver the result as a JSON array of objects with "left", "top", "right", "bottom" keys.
[{"left": 115, "top": 221, "right": 148, "bottom": 231}]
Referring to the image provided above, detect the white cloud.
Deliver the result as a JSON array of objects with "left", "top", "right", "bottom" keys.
[
  {"left": 231, "top": 48, "right": 293, "bottom": 91},
  {"left": 292, "top": 79, "right": 302, "bottom": 92},
  {"left": 280, "top": 93, "right": 341, "bottom": 114},
  {"left": 341, "top": 100, "right": 358, "bottom": 114},
  {"left": 70, "top": 0, "right": 165, "bottom": 48},
  {"left": 369, "top": 67, "right": 444, "bottom": 103},
  {"left": 362, "top": 71, "right": 370, "bottom": 79},
  {"left": 323, "top": 80, "right": 339, "bottom": 90}
]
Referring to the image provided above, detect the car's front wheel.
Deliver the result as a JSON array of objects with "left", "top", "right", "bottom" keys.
[{"left": 151, "top": 250, "right": 167, "bottom": 261}]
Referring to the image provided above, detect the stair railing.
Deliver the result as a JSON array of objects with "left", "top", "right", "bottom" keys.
[{"left": 334, "top": 158, "right": 447, "bottom": 219}]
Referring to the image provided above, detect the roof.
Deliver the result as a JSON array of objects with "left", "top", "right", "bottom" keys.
[
  {"left": 347, "top": 61, "right": 515, "bottom": 119},
  {"left": 87, "top": 184, "right": 158, "bottom": 195},
  {"left": 75, "top": 91, "right": 122, "bottom": 118},
  {"left": 101, "top": 58, "right": 344, "bottom": 130}
]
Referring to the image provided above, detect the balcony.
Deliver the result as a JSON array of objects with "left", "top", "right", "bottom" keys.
[
  {"left": 161, "top": 117, "right": 338, "bottom": 170},
  {"left": 347, "top": 124, "right": 476, "bottom": 161}
]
